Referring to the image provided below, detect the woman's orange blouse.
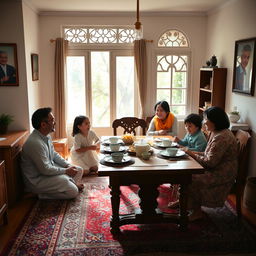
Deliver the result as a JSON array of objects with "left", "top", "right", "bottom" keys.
[{"left": 153, "top": 112, "right": 175, "bottom": 131}]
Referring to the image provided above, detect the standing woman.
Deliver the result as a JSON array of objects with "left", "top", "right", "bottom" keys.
[
  {"left": 182, "top": 106, "right": 238, "bottom": 221},
  {"left": 147, "top": 101, "right": 178, "bottom": 136}
]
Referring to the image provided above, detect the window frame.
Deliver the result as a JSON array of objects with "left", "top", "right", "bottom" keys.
[
  {"left": 153, "top": 47, "right": 192, "bottom": 119},
  {"left": 66, "top": 47, "right": 138, "bottom": 135}
]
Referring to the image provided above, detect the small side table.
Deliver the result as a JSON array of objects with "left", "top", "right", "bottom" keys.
[
  {"left": 53, "top": 138, "right": 69, "bottom": 160},
  {"left": 230, "top": 122, "right": 250, "bottom": 132}
]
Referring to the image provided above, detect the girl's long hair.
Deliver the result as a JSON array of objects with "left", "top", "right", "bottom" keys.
[{"left": 72, "top": 115, "right": 89, "bottom": 136}]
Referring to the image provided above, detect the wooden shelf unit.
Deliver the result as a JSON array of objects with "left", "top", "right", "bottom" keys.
[
  {"left": 198, "top": 68, "right": 227, "bottom": 115},
  {"left": 0, "top": 131, "right": 29, "bottom": 207}
]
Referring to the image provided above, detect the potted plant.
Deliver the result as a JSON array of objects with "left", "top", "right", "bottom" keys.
[
  {"left": 228, "top": 111, "right": 240, "bottom": 123},
  {"left": 0, "top": 113, "right": 14, "bottom": 134}
]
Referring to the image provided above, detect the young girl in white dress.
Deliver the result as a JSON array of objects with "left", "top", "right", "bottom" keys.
[{"left": 70, "top": 116, "right": 100, "bottom": 175}]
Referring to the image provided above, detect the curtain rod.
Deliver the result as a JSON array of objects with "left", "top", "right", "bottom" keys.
[{"left": 49, "top": 39, "right": 153, "bottom": 43}]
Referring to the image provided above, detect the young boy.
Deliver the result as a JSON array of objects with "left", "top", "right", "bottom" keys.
[{"left": 174, "top": 113, "right": 207, "bottom": 152}]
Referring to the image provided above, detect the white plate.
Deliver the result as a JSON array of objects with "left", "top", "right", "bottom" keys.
[
  {"left": 102, "top": 138, "right": 124, "bottom": 145},
  {"left": 154, "top": 141, "right": 177, "bottom": 148},
  {"left": 104, "top": 155, "right": 131, "bottom": 164},
  {"left": 103, "top": 146, "right": 127, "bottom": 153},
  {"left": 160, "top": 150, "right": 186, "bottom": 158}
]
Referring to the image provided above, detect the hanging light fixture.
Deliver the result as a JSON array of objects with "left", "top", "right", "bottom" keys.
[{"left": 134, "top": 0, "right": 143, "bottom": 40}]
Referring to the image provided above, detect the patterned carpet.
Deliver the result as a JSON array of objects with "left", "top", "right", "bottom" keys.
[{"left": 4, "top": 177, "right": 256, "bottom": 256}]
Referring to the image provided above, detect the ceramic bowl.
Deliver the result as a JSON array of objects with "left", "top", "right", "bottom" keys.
[
  {"left": 110, "top": 143, "right": 120, "bottom": 152},
  {"left": 111, "top": 152, "right": 124, "bottom": 162},
  {"left": 162, "top": 138, "right": 172, "bottom": 147},
  {"left": 166, "top": 148, "right": 178, "bottom": 157},
  {"left": 109, "top": 137, "right": 119, "bottom": 143},
  {"left": 141, "top": 151, "right": 151, "bottom": 160}
]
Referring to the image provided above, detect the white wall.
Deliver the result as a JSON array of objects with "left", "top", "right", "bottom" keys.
[
  {"left": 0, "top": 0, "right": 30, "bottom": 131},
  {"left": 206, "top": 0, "right": 256, "bottom": 176},
  {"left": 38, "top": 14, "right": 207, "bottom": 122},
  {"left": 22, "top": 1, "right": 41, "bottom": 128}
]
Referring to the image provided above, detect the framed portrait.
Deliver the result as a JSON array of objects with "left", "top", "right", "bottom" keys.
[
  {"left": 232, "top": 37, "right": 256, "bottom": 96},
  {"left": 31, "top": 53, "right": 39, "bottom": 81},
  {"left": 0, "top": 43, "right": 19, "bottom": 86}
]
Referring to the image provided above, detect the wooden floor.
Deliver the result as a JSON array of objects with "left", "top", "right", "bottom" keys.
[
  {"left": 0, "top": 196, "right": 36, "bottom": 253},
  {"left": 0, "top": 182, "right": 255, "bottom": 255}
]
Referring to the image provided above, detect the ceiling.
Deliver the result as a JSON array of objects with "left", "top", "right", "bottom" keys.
[{"left": 24, "top": 0, "right": 231, "bottom": 13}]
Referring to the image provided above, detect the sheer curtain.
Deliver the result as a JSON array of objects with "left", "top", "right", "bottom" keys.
[
  {"left": 54, "top": 38, "right": 68, "bottom": 139},
  {"left": 134, "top": 39, "right": 147, "bottom": 119}
]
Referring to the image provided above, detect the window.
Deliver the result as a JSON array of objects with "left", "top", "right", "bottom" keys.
[
  {"left": 64, "top": 26, "right": 135, "bottom": 44},
  {"left": 65, "top": 26, "right": 137, "bottom": 135},
  {"left": 156, "top": 29, "right": 190, "bottom": 116}
]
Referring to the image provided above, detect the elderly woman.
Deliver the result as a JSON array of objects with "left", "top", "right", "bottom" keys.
[
  {"left": 147, "top": 101, "right": 178, "bottom": 136},
  {"left": 171, "top": 107, "right": 238, "bottom": 221}
]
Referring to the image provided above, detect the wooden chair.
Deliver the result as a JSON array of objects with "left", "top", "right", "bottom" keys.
[
  {"left": 234, "top": 129, "right": 251, "bottom": 218},
  {"left": 112, "top": 117, "right": 147, "bottom": 136},
  {"left": 146, "top": 116, "right": 154, "bottom": 129}
]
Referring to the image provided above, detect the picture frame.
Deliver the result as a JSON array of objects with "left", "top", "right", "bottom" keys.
[
  {"left": 0, "top": 43, "right": 19, "bottom": 86},
  {"left": 232, "top": 37, "right": 256, "bottom": 96},
  {"left": 31, "top": 53, "right": 39, "bottom": 81}
]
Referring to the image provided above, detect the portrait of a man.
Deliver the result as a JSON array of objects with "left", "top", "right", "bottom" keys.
[
  {"left": 233, "top": 38, "right": 256, "bottom": 96},
  {"left": 0, "top": 43, "right": 19, "bottom": 86}
]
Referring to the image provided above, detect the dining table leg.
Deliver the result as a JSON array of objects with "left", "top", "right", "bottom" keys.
[
  {"left": 138, "top": 183, "right": 159, "bottom": 216},
  {"left": 109, "top": 180, "right": 121, "bottom": 234},
  {"left": 179, "top": 183, "right": 189, "bottom": 231}
]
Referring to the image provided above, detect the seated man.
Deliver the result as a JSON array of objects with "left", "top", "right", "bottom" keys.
[{"left": 21, "top": 107, "right": 83, "bottom": 199}]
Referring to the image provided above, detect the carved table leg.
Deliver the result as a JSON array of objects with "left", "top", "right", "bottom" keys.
[
  {"left": 109, "top": 183, "right": 121, "bottom": 234},
  {"left": 179, "top": 183, "right": 189, "bottom": 231},
  {"left": 138, "top": 184, "right": 159, "bottom": 216}
]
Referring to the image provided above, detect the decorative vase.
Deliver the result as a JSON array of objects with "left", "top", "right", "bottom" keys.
[
  {"left": 210, "top": 55, "right": 217, "bottom": 67},
  {"left": 228, "top": 113, "right": 240, "bottom": 123}
]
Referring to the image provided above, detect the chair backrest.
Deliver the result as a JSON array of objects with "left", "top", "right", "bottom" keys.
[
  {"left": 112, "top": 117, "right": 147, "bottom": 136},
  {"left": 235, "top": 129, "right": 251, "bottom": 186},
  {"left": 146, "top": 116, "right": 154, "bottom": 129}
]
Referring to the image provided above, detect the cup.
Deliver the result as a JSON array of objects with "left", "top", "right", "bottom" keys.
[
  {"left": 141, "top": 151, "right": 151, "bottom": 160},
  {"left": 162, "top": 138, "right": 172, "bottom": 147},
  {"left": 166, "top": 147, "right": 178, "bottom": 157},
  {"left": 110, "top": 143, "right": 120, "bottom": 152},
  {"left": 109, "top": 137, "right": 119, "bottom": 143},
  {"left": 111, "top": 152, "right": 124, "bottom": 162}
]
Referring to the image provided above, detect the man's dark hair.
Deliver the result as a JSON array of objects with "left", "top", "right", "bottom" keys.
[
  {"left": 154, "top": 100, "right": 170, "bottom": 113},
  {"left": 31, "top": 107, "right": 52, "bottom": 129},
  {"left": 72, "top": 115, "right": 88, "bottom": 136},
  {"left": 204, "top": 106, "right": 230, "bottom": 131},
  {"left": 184, "top": 113, "right": 203, "bottom": 129}
]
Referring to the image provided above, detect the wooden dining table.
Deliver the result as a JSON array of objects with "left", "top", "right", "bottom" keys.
[{"left": 98, "top": 136, "right": 204, "bottom": 234}]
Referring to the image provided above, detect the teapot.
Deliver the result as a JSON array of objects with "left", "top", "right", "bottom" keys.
[{"left": 134, "top": 142, "right": 150, "bottom": 157}]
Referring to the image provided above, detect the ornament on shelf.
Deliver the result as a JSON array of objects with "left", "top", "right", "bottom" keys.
[
  {"left": 228, "top": 106, "right": 240, "bottom": 123},
  {"left": 203, "top": 55, "right": 218, "bottom": 68}
]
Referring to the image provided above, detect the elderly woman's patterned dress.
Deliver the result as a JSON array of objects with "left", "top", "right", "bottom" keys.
[{"left": 189, "top": 129, "right": 238, "bottom": 208}]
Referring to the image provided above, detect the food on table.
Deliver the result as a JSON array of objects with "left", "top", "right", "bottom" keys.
[{"left": 122, "top": 133, "right": 134, "bottom": 144}]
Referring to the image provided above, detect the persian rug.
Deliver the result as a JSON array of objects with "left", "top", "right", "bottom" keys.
[{"left": 3, "top": 177, "right": 256, "bottom": 256}]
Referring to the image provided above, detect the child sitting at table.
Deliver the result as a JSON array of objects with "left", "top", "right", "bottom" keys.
[
  {"left": 169, "top": 113, "right": 207, "bottom": 209},
  {"left": 70, "top": 115, "right": 100, "bottom": 176},
  {"left": 173, "top": 113, "right": 207, "bottom": 152}
]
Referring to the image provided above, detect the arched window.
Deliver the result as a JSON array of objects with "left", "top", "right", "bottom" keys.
[
  {"left": 156, "top": 29, "right": 190, "bottom": 116},
  {"left": 158, "top": 29, "right": 189, "bottom": 47}
]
